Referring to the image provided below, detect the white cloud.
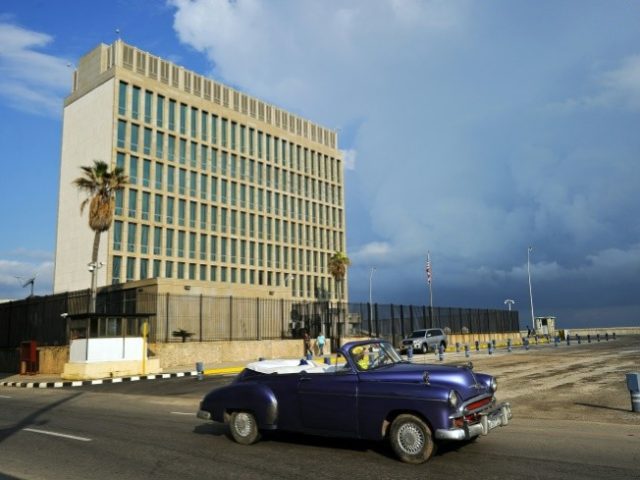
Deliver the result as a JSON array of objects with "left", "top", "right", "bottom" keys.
[
  {"left": 169, "top": 1, "right": 640, "bottom": 323},
  {"left": 342, "top": 149, "right": 357, "bottom": 170},
  {"left": 0, "top": 22, "right": 70, "bottom": 117}
]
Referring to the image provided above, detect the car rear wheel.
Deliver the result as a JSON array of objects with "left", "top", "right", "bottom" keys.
[
  {"left": 421, "top": 343, "right": 428, "bottom": 354},
  {"left": 389, "top": 414, "right": 435, "bottom": 464},
  {"left": 229, "top": 411, "right": 261, "bottom": 445}
]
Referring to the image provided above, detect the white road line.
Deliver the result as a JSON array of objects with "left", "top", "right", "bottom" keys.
[
  {"left": 23, "top": 428, "right": 92, "bottom": 442},
  {"left": 0, "top": 395, "right": 11, "bottom": 398},
  {"left": 170, "top": 411, "right": 196, "bottom": 416}
]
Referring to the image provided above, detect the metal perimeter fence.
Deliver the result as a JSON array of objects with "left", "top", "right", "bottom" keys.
[{"left": 0, "top": 288, "right": 519, "bottom": 348}]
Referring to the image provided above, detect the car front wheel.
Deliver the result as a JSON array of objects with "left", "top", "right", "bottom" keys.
[
  {"left": 421, "top": 343, "right": 428, "bottom": 354},
  {"left": 229, "top": 411, "right": 261, "bottom": 445},
  {"left": 389, "top": 414, "right": 435, "bottom": 464}
]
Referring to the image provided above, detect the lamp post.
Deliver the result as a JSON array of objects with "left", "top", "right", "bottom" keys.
[
  {"left": 527, "top": 246, "right": 535, "bottom": 329},
  {"left": 88, "top": 261, "right": 104, "bottom": 313},
  {"left": 504, "top": 299, "right": 515, "bottom": 311},
  {"left": 369, "top": 266, "right": 376, "bottom": 324}
]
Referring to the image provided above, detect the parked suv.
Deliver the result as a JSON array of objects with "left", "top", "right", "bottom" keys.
[{"left": 400, "top": 328, "right": 447, "bottom": 354}]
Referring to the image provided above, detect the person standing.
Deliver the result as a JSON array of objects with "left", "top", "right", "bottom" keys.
[
  {"left": 317, "top": 333, "right": 326, "bottom": 355},
  {"left": 303, "top": 331, "right": 312, "bottom": 357}
]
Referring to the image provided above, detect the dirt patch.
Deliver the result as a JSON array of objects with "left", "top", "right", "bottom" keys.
[{"left": 439, "top": 335, "right": 640, "bottom": 425}]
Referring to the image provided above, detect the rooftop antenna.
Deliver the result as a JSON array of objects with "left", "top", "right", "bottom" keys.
[{"left": 16, "top": 275, "right": 37, "bottom": 297}]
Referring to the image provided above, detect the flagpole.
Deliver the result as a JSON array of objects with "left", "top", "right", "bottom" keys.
[{"left": 427, "top": 251, "right": 433, "bottom": 309}]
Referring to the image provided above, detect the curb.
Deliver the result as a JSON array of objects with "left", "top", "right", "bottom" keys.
[{"left": 0, "top": 367, "right": 243, "bottom": 389}]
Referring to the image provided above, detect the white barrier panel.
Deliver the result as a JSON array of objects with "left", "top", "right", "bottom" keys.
[{"left": 69, "top": 338, "right": 144, "bottom": 363}]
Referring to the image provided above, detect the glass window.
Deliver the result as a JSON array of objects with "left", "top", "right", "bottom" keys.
[
  {"left": 155, "top": 162, "right": 163, "bottom": 189},
  {"left": 118, "top": 81, "right": 127, "bottom": 116},
  {"left": 211, "top": 114, "right": 218, "bottom": 144},
  {"left": 168, "top": 135, "right": 175, "bottom": 162},
  {"left": 128, "top": 189, "right": 137, "bottom": 218},
  {"left": 167, "top": 197, "right": 175, "bottom": 224},
  {"left": 117, "top": 120, "right": 127, "bottom": 149},
  {"left": 191, "top": 107, "right": 197, "bottom": 138},
  {"left": 130, "top": 124, "right": 139, "bottom": 152},
  {"left": 166, "top": 229, "right": 174, "bottom": 256},
  {"left": 113, "top": 221, "right": 122, "bottom": 250},
  {"left": 168, "top": 99, "right": 176, "bottom": 131},
  {"left": 178, "top": 199, "right": 186, "bottom": 226},
  {"left": 178, "top": 230, "right": 185, "bottom": 258},
  {"left": 156, "top": 95, "right": 164, "bottom": 128},
  {"left": 115, "top": 190, "right": 123, "bottom": 216},
  {"left": 127, "top": 223, "right": 136, "bottom": 252},
  {"left": 165, "top": 260, "right": 173, "bottom": 278},
  {"left": 140, "top": 258, "right": 148, "bottom": 279},
  {"left": 141, "top": 225, "right": 149, "bottom": 254},
  {"left": 131, "top": 86, "right": 140, "bottom": 120},
  {"left": 180, "top": 103, "right": 187, "bottom": 135},
  {"left": 112, "top": 256, "right": 122, "bottom": 284},
  {"left": 141, "top": 191, "right": 150, "bottom": 220},
  {"left": 144, "top": 91, "right": 153, "bottom": 123},
  {"left": 154, "top": 226, "right": 162, "bottom": 254},
  {"left": 156, "top": 132, "right": 164, "bottom": 159},
  {"left": 167, "top": 165, "right": 175, "bottom": 192},
  {"left": 142, "top": 159, "right": 151, "bottom": 187}
]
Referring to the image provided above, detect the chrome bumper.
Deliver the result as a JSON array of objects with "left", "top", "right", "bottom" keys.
[
  {"left": 435, "top": 402, "right": 512, "bottom": 441},
  {"left": 197, "top": 409, "right": 212, "bottom": 420}
]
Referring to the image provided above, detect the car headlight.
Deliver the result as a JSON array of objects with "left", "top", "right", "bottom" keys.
[
  {"left": 448, "top": 390, "right": 461, "bottom": 409},
  {"left": 490, "top": 377, "right": 498, "bottom": 392}
]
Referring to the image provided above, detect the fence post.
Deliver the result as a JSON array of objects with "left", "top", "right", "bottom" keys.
[
  {"left": 165, "top": 293, "right": 170, "bottom": 343},
  {"left": 375, "top": 303, "right": 380, "bottom": 337},
  {"left": 423, "top": 305, "right": 428, "bottom": 329},
  {"left": 410, "top": 305, "right": 415, "bottom": 333},
  {"left": 400, "top": 304, "right": 405, "bottom": 339},
  {"left": 199, "top": 294, "right": 203, "bottom": 342},
  {"left": 229, "top": 296, "right": 233, "bottom": 341},
  {"left": 367, "top": 302, "right": 372, "bottom": 337},
  {"left": 391, "top": 304, "right": 396, "bottom": 347}
]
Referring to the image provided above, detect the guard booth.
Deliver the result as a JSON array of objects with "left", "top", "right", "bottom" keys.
[
  {"left": 535, "top": 316, "right": 556, "bottom": 336},
  {"left": 63, "top": 313, "right": 161, "bottom": 380}
]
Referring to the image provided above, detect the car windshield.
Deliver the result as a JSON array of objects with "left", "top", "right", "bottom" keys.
[
  {"left": 410, "top": 331, "right": 426, "bottom": 338},
  {"left": 349, "top": 341, "right": 403, "bottom": 371}
]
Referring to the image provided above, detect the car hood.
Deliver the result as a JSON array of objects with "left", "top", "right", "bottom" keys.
[{"left": 359, "top": 363, "right": 490, "bottom": 400}]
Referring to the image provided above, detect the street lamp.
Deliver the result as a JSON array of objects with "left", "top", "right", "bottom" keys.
[
  {"left": 504, "top": 299, "right": 515, "bottom": 311},
  {"left": 88, "top": 261, "right": 104, "bottom": 313},
  {"left": 527, "top": 246, "right": 535, "bottom": 329},
  {"left": 369, "top": 266, "right": 376, "bottom": 322}
]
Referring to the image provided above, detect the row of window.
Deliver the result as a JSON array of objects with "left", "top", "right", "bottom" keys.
[
  {"left": 117, "top": 82, "right": 342, "bottom": 183},
  {"left": 115, "top": 151, "right": 343, "bottom": 209},
  {"left": 112, "top": 221, "right": 343, "bottom": 265},
  {"left": 111, "top": 255, "right": 341, "bottom": 299}
]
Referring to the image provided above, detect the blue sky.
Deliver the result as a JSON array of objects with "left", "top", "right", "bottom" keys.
[{"left": 1, "top": 0, "right": 639, "bottom": 328}]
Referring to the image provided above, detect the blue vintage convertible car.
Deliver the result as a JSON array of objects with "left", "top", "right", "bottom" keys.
[{"left": 197, "top": 339, "right": 512, "bottom": 463}]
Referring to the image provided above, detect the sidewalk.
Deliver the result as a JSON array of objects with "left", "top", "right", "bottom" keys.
[{"left": 0, "top": 360, "right": 248, "bottom": 389}]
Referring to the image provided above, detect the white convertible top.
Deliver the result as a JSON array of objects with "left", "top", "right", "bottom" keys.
[{"left": 246, "top": 358, "right": 336, "bottom": 374}]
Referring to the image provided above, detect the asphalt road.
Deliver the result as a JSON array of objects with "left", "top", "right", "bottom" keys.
[{"left": 1, "top": 338, "right": 639, "bottom": 479}]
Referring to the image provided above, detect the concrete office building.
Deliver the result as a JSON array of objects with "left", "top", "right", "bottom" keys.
[{"left": 54, "top": 40, "right": 347, "bottom": 302}]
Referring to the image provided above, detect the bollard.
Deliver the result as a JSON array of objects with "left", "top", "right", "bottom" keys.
[
  {"left": 507, "top": 338, "right": 512, "bottom": 353},
  {"left": 407, "top": 345, "right": 414, "bottom": 360},
  {"left": 464, "top": 344, "right": 470, "bottom": 358},
  {"left": 487, "top": 342, "right": 493, "bottom": 355},
  {"left": 577, "top": 334, "right": 581, "bottom": 345},
  {"left": 626, "top": 373, "right": 640, "bottom": 413},
  {"left": 324, "top": 355, "right": 331, "bottom": 365},
  {"left": 196, "top": 361, "right": 204, "bottom": 381},
  {"left": 606, "top": 333, "right": 609, "bottom": 341},
  {"left": 475, "top": 340, "right": 479, "bottom": 352},
  {"left": 455, "top": 342, "right": 460, "bottom": 353},
  {"left": 587, "top": 334, "right": 591, "bottom": 344},
  {"left": 597, "top": 334, "right": 600, "bottom": 342},
  {"left": 438, "top": 344, "right": 444, "bottom": 361},
  {"left": 613, "top": 332, "right": 616, "bottom": 340}
]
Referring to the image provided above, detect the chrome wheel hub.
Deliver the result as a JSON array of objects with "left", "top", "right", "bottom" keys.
[
  {"left": 397, "top": 423, "right": 425, "bottom": 455},
  {"left": 234, "top": 413, "right": 253, "bottom": 437}
]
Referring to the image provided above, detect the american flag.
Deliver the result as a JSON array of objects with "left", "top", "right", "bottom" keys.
[{"left": 425, "top": 253, "right": 432, "bottom": 286}]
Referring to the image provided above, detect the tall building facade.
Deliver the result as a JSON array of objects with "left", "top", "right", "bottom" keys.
[{"left": 54, "top": 41, "right": 347, "bottom": 302}]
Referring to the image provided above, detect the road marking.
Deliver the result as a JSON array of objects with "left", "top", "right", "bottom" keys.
[
  {"left": 23, "top": 428, "right": 92, "bottom": 442},
  {"left": 0, "top": 395, "right": 11, "bottom": 399},
  {"left": 170, "top": 411, "right": 195, "bottom": 416}
]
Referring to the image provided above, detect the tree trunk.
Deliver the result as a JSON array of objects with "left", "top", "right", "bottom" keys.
[{"left": 90, "top": 231, "right": 101, "bottom": 313}]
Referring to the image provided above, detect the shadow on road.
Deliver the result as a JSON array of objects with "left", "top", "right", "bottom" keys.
[
  {"left": 0, "top": 391, "right": 83, "bottom": 445},
  {"left": 574, "top": 402, "right": 631, "bottom": 413}
]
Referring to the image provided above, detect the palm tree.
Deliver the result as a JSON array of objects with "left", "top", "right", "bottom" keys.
[
  {"left": 73, "top": 160, "right": 128, "bottom": 312},
  {"left": 328, "top": 251, "right": 351, "bottom": 345},
  {"left": 328, "top": 251, "right": 351, "bottom": 302}
]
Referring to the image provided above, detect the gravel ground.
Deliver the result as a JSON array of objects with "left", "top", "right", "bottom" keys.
[{"left": 412, "top": 335, "right": 640, "bottom": 425}]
